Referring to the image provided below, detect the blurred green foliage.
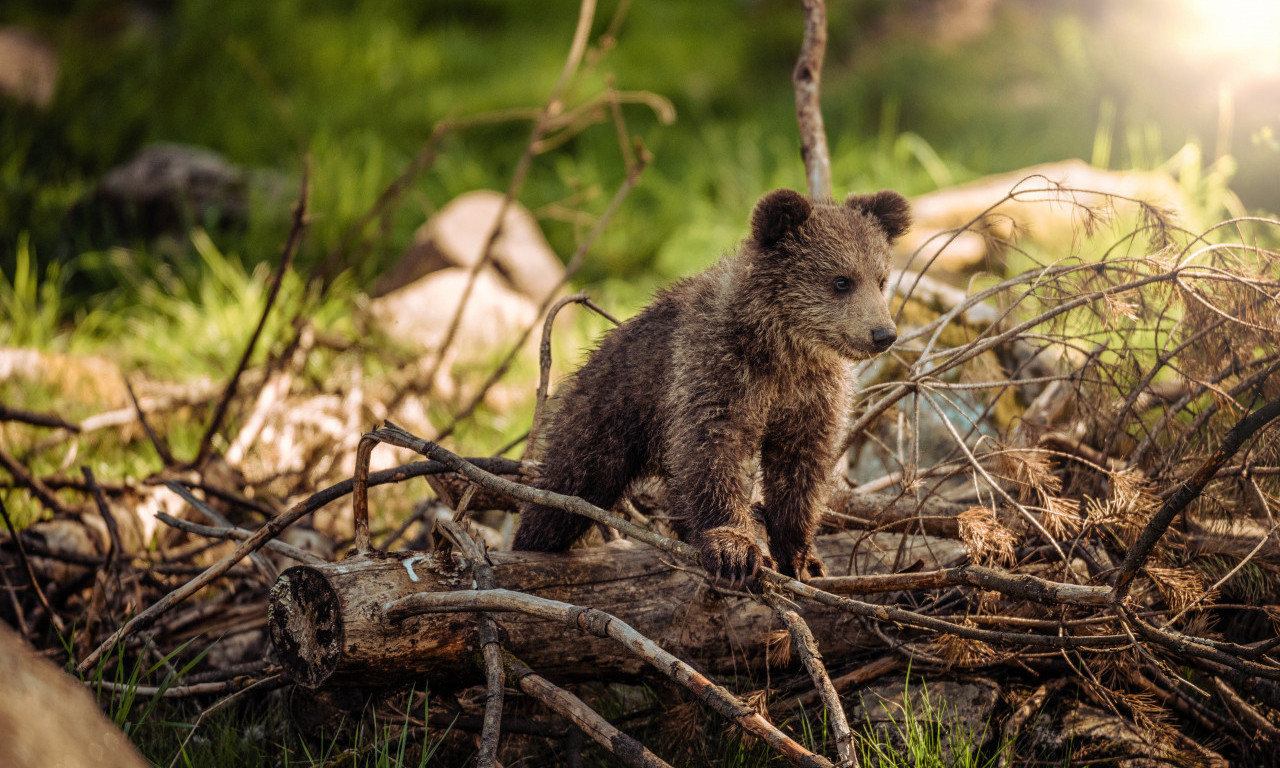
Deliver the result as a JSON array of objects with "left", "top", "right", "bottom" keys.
[{"left": 1, "top": 0, "right": 1277, "bottom": 374}]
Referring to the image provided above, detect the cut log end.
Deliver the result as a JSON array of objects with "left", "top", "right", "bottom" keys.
[
  {"left": 269, "top": 565, "right": 343, "bottom": 688},
  {"left": 268, "top": 552, "right": 481, "bottom": 689}
]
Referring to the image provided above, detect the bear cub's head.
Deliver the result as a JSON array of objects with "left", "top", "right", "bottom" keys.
[{"left": 747, "top": 188, "right": 910, "bottom": 361}]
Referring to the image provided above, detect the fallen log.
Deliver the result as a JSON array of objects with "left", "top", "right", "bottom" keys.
[{"left": 268, "top": 530, "right": 965, "bottom": 688}]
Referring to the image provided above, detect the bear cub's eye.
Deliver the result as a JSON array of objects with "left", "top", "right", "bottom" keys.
[{"left": 834, "top": 277, "right": 853, "bottom": 292}]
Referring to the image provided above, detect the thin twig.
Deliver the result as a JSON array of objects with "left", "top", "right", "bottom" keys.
[
  {"left": 317, "top": 123, "right": 449, "bottom": 289},
  {"left": 784, "top": 656, "right": 899, "bottom": 710},
  {"left": 352, "top": 432, "right": 379, "bottom": 554},
  {"left": 123, "top": 376, "right": 175, "bottom": 466},
  {"left": 812, "top": 564, "right": 1109, "bottom": 606},
  {"left": 526, "top": 291, "right": 589, "bottom": 458},
  {"left": 154, "top": 512, "right": 321, "bottom": 565},
  {"left": 1171, "top": 522, "right": 1279, "bottom": 624},
  {"left": 195, "top": 161, "right": 310, "bottom": 467},
  {"left": 0, "top": 443, "right": 67, "bottom": 515},
  {"left": 0, "top": 404, "right": 79, "bottom": 432},
  {"left": 166, "top": 674, "right": 286, "bottom": 768},
  {"left": 164, "top": 482, "right": 278, "bottom": 582},
  {"left": 1210, "top": 676, "right": 1280, "bottom": 743},
  {"left": 434, "top": 147, "right": 648, "bottom": 441},
  {"left": 414, "top": 0, "right": 599, "bottom": 408},
  {"left": 437, "top": 519, "right": 505, "bottom": 768},
  {"left": 0, "top": 495, "right": 66, "bottom": 634},
  {"left": 81, "top": 467, "right": 124, "bottom": 573},
  {"left": 1113, "top": 602, "right": 1280, "bottom": 686},
  {"left": 93, "top": 671, "right": 283, "bottom": 700}
]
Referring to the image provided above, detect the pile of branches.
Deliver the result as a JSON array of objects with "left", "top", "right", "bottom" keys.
[
  {"left": 3, "top": 1, "right": 1280, "bottom": 767},
  {"left": 4, "top": 179, "right": 1279, "bottom": 767}
]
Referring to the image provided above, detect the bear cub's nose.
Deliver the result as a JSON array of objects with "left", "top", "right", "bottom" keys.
[{"left": 870, "top": 325, "right": 897, "bottom": 352}]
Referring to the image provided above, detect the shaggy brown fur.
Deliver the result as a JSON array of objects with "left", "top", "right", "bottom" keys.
[{"left": 513, "top": 188, "right": 910, "bottom": 582}]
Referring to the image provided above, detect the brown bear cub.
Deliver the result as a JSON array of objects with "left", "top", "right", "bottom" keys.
[{"left": 513, "top": 188, "right": 910, "bottom": 583}]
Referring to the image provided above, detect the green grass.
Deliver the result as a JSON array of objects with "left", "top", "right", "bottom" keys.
[
  {"left": 69, "top": 631, "right": 452, "bottom": 768},
  {"left": 854, "top": 679, "right": 1008, "bottom": 768},
  {"left": 10, "top": 0, "right": 1269, "bottom": 299}
]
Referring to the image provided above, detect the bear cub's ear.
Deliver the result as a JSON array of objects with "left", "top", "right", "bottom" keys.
[
  {"left": 751, "top": 189, "right": 813, "bottom": 246},
  {"left": 845, "top": 190, "right": 911, "bottom": 242}
]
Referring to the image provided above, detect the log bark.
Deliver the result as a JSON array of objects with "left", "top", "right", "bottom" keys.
[{"left": 268, "top": 530, "right": 965, "bottom": 688}]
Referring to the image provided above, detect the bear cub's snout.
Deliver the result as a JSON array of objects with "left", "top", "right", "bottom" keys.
[{"left": 871, "top": 324, "right": 897, "bottom": 352}]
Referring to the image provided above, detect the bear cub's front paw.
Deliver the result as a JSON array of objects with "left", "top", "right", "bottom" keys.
[
  {"left": 695, "top": 526, "right": 776, "bottom": 585},
  {"left": 773, "top": 544, "right": 827, "bottom": 582}
]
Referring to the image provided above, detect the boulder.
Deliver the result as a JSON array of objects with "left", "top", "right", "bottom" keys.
[
  {"left": 376, "top": 190, "right": 564, "bottom": 301},
  {"left": 367, "top": 266, "right": 537, "bottom": 354},
  {"left": 899, "top": 159, "right": 1189, "bottom": 275},
  {"left": 0, "top": 27, "right": 58, "bottom": 108}
]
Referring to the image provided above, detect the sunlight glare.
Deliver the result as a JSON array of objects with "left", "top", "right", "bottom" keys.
[{"left": 1182, "top": 0, "right": 1280, "bottom": 80}]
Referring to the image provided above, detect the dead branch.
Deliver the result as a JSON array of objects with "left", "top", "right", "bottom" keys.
[
  {"left": 504, "top": 653, "right": 674, "bottom": 768},
  {"left": 793, "top": 0, "right": 831, "bottom": 198},
  {"left": 763, "top": 590, "right": 856, "bottom": 767},
  {"left": 1113, "top": 393, "right": 1280, "bottom": 599},
  {"left": 266, "top": 527, "right": 950, "bottom": 687},
  {"left": 385, "top": 589, "right": 835, "bottom": 768},
  {"left": 380, "top": 425, "right": 1130, "bottom": 649},
  {"left": 0, "top": 404, "right": 79, "bottom": 432},
  {"left": 76, "top": 455, "right": 518, "bottom": 674}
]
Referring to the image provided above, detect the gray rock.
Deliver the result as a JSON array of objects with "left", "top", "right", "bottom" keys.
[
  {"left": 78, "top": 143, "right": 250, "bottom": 239},
  {"left": 849, "top": 388, "right": 998, "bottom": 489}
]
